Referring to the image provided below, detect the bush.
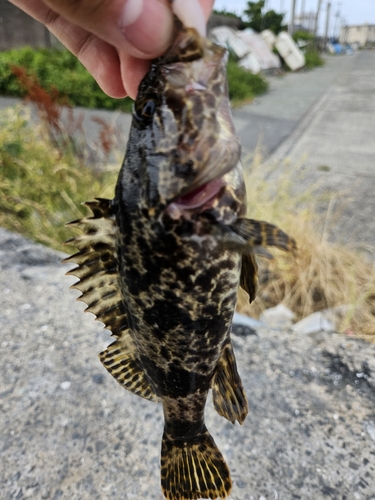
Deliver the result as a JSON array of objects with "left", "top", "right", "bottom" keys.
[
  {"left": 304, "top": 50, "right": 325, "bottom": 69},
  {"left": 0, "top": 47, "right": 133, "bottom": 112},
  {"left": 226, "top": 58, "right": 268, "bottom": 104},
  {"left": 292, "top": 30, "right": 315, "bottom": 42},
  {"left": 0, "top": 47, "right": 268, "bottom": 111}
]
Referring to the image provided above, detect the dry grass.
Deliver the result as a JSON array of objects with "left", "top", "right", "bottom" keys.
[
  {"left": 1, "top": 105, "right": 375, "bottom": 338},
  {"left": 0, "top": 106, "right": 118, "bottom": 251},
  {"left": 237, "top": 151, "right": 375, "bottom": 339}
]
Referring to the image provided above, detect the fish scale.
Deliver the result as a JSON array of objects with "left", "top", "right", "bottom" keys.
[{"left": 64, "top": 20, "right": 296, "bottom": 500}]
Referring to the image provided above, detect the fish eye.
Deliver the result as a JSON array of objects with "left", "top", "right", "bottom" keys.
[
  {"left": 142, "top": 99, "right": 156, "bottom": 117},
  {"left": 134, "top": 97, "right": 157, "bottom": 125}
]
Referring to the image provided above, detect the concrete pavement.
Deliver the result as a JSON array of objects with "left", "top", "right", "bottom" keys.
[
  {"left": 268, "top": 50, "right": 375, "bottom": 251},
  {"left": 232, "top": 54, "right": 350, "bottom": 157},
  {"left": 1, "top": 227, "right": 375, "bottom": 500}
]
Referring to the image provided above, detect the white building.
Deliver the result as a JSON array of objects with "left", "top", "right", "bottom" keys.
[{"left": 340, "top": 24, "right": 375, "bottom": 46}]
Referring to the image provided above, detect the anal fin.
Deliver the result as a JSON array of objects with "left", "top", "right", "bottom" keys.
[
  {"left": 99, "top": 332, "right": 160, "bottom": 403},
  {"left": 211, "top": 341, "right": 248, "bottom": 425}
]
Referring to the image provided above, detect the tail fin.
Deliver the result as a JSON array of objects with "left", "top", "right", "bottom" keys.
[{"left": 161, "top": 427, "right": 232, "bottom": 500}]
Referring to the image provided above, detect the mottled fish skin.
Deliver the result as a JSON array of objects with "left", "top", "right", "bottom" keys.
[
  {"left": 64, "top": 20, "right": 297, "bottom": 500},
  {"left": 114, "top": 25, "right": 244, "bottom": 499}
]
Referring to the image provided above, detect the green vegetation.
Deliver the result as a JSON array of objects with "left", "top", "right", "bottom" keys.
[
  {"left": 292, "top": 31, "right": 325, "bottom": 69},
  {"left": 304, "top": 50, "right": 325, "bottom": 69},
  {"left": 0, "top": 47, "right": 133, "bottom": 112},
  {"left": 0, "top": 46, "right": 268, "bottom": 111},
  {"left": 227, "top": 58, "right": 268, "bottom": 104},
  {"left": 213, "top": 8, "right": 242, "bottom": 19},
  {"left": 0, "top": 106, "right": 117, "bottom": 250},
  {"left": 243, "top": 0, "right": 286, "bottom": 34},
  {"left": 292, "top": 30, "right": 315, "bottom": 42}
]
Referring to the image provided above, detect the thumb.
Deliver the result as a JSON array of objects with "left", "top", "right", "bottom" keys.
[{"left": 43, "top": 0, "right": 174, "bottom": 59}]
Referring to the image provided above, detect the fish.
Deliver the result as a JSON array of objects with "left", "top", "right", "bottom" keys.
[{"left": 63, "top": 19, "right": 297, "bottom": 500}]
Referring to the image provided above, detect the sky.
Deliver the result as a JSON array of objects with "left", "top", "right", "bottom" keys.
[{"left": 213, "top": 0, "right": 375, "bottom": 35}]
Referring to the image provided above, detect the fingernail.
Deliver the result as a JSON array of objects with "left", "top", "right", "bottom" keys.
[
  {"left": 172, "top": 0, "right": 206, "bottom": 37},
  {"left": 120, "top": 0, "right": 174, "bottom": 57},
  {"left": 121, "top": 0, "right": 144, "bottom": 27}
]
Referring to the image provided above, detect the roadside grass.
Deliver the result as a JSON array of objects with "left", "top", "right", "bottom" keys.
[
  {"left": 1, "top": 105, "right": 374, "bottom": 339},
  {"left": 0, "top": 47, "right": 268, "bottom": 111},
  {"left": 292, "top": 31, "right": 325, "bottom": 70},
  {"left": 0, "top": 106, "right": 117, "bottom": 251},
  {"left": 226, "top": 58, "right": 268, "bottom": 105},
  {"left": 304, "top": 50, "right": 325, "bottom": 69},
  {"left": 237, "top": 152, "right": 375, "bottom": 339}
]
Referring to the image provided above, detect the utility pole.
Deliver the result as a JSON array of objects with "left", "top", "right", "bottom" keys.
[
  {"left": 300, "top": 0, "right": 306, "bottom": 29},
  {"left": 324, "top": 1, "right": 331, "bottom": 48},
  {"left": 289, "top": 0, "right": 297, "bottom": 35},
  {"left": 314, "top": 0, "right": 323, "bottom": 35},
  {"left": 333, "top": 2, "right": 342, "bottom": 39}
]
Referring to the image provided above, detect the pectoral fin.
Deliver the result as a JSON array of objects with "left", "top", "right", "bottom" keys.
[
  {"left": 212, "top": 218, "right": 297, "bottom": 255},
  {"left": 240, "top": 252, "right": 258, "bottom": 303},
  {"left": 211, "top": 342, "right": 248, "bottom": 425}
]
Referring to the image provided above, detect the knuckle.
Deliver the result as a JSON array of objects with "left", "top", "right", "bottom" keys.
[
  {"left": 43, "top": 8, "right": 60, "bottom": 29},
  {"left": 49, "top": 0, "right": 110, "bottom": 21},
  {"left": 75, "top": 32, "right": 96, "bottom": 61}
]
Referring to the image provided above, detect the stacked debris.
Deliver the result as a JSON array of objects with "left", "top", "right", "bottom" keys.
[{"left": 210, "top": 26, "right": 305, "bottom": 72}]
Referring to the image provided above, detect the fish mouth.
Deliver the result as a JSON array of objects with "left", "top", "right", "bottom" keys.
[{"left": 165, "top": 178, "right": 226, "bottom": 220}]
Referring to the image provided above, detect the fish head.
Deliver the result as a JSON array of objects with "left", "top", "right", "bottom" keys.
[{"left": 117, "top": 23, "right": 244, "bottom": 223}]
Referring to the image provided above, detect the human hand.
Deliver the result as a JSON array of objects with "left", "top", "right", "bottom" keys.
[{"left": 9, "top": 0, "right": 215, "bottom": 100}]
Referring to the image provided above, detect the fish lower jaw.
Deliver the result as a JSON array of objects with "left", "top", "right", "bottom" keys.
[{"left": 165, "top": 178, "right": 226, "bottom": 220}]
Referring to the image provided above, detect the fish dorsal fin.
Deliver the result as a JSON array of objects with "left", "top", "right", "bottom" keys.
[
  {"left": 63, "top": 198, "right": 128, "bottom": 338},
  {"left": 240, "top": 252, "right": 259, "bottom": 303},
  {"left": 63, "top": 198, "right": 160, "bottom": 403},
  {"left": 211, "top": 341, "right": 248, "bottom": 425}
]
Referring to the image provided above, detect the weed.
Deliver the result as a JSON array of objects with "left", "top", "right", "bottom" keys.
[
  {"left": 304, "top": 50, "right": 325, "bottom": 69},
  {"left": 0, "top": 47, "right": 133, "bottom": 112},
  {"left": 237, "top": 154, "right": 375, "bottom": 338},
  {"left": 227, "top": 57, "right": 268, "bottom": 105},
  {"left": 0, "top": 106, "right": 117, "bottom": 251}
]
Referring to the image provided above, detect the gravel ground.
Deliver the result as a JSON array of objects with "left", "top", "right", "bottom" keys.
[{"left": 1, "top": 227, "right": 375, "bottom": 500}]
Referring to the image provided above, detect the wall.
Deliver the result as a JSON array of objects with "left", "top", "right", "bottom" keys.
[
  {"left": 340, "top": 24, "right": 375, "bottom": 46},
  {"left": 0, "top": 0, "right": 52, "bottom": 50}
]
